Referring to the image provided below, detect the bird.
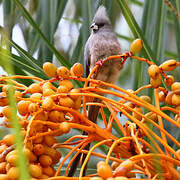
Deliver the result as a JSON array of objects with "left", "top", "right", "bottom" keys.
[{"left": 68, "top": 5, "right": 122, "bottom": 177}]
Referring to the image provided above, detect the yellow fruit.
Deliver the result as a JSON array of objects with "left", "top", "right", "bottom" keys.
[
  {"left": 1, "top": 106, "right": 11, "bottom": 118},
  {"left": 159, "top": 59, "right": 177, "bottom": 72},
  {"left": 69, "top": 88, "right": 81, "bottom": 100},
  {"left": 57, "top": 66, "right": 70, "bottom": 79},
  {"left": 139, "top": 95, "right": 152, "bottom": 104},
  {"left": 60, "top": 122, "right": 71, "bottom": 134},
  {"left": 171, "top": 82, "right": 180, "bottom": 91},
  {"left": 158, "top": 91, "right": 166, "bottom": 102},
  {"left": 123, "top": 102, "right": 134, "bottom": 113},
  {"left": 42, "top": 166, "right": 54, "bottom": 177},
  {"left": 130, "top": 39, "right": 143, "bottom": 55},
  {"left": 44, "top": 135, "right": 57, "bottom": 147},
  {"left": 164, "top": 75, "right": 175, "bottom": 86},
  {"left": 144, "top": 112, "right": 158, "bottom": 122},
  {"left": 39, "top": 155, "right": 52, "bottom": 167},
  {"left": 148, "top": 64, "right": 160, "bottom": 79},
  {"left": 59, "top": 97, "right": 74, "bottom": 108},
  {"left": 114, "top": 177, "right": 128, "bottom": 180},
  {"left": 6, "top": 154, "right": 18, "bottom": 166},
  {"left": 43, "top": 88, "right": 55, "bottom": 96},
  {"left": 34, "top": 111, "right": 48, "bottom": 121},
  {"left": 17, "top": 100, "right": 31, "bottom": 116},
  {"left": 90, "top": 177, "right": 103, "bottom": 180},
  {"left": 172, "top": 94, "right": 180, "bottom": 106},
  {"left": 165, "top": 91, "right": 173, "bottom": 105},
  {"left": 3, "top": 134, "right": 14, "bottom": 146},
  {"left": 48, "top": 110, "right": 65, "bottom": 123},
  {"left": 0, "top": 174, "right": 8, "bottom": 180},
  {"left": 42, "top": 97, "right": 54, "bottom": 110},
  {"left": 132, "top": 107, "right": 143, "bottom": 121},
  {"left": 59, "top": 80, "right": 74, "bottom": 91},
  {"left": 43, "top": 62, "right": 57, "bottom": 77},
  {"left": 57, "top": 85, "right": 69, "bottom": 93},
  {"left": 7, "top": 167, "right": 19, "bottom": 180},
  {"left": 0, "top": 92, "right": 8, "bottom": 106},
  {"left": 30, "top": 93, "right": 42, "bottom": 101},
  {"left": 28, "top": 83, "right": 41, "bottom": 94},
  {"left": 28, "top": 103, "right": 39, "bottom": 114},
  {"left": 33, "top": 144, "right": 45, "bottom": 156},
  {"left": 29, "top": 164, "right": 42, "bottom": 178},
  {"left": 150, "top": 73, "right": 162, "bottom": 88},
  {"left": 74, "top": 96, "right": 82, "bottom": 109},
  {"left": 111, "top": 161, "right": 120, "bottom": 170},
  {"left": 70, "top": 63, "right": 84, "bottom": 77},
  {"left": 23, "top": 148, "right": 37, "bottom": 162},
  {"left": 97, "top": 161, "right": 113, "bottom": 179}
]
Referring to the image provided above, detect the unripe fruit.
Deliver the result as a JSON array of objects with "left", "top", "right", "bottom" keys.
[
  {"left": 139, "top": 95, "right": 152, "bottom": 104},
  {"left": 132, "top": 107, "right": 143, "bottom": 121},
  {"left": 28, "top": 103, "right": 39, "bottom": 114},
  {"left": 150, "top": 73, "right": 162, "bottom": 88},
  {"left": 57, "top": 85, "right": 69, "bottom": 93},
  {"left": 164, "top": 75, "right": 175, "bottom": 86},
  {"left": 43, "top": 62, "right": 57, "bottom": 77},
  {"left": 0, "top": 162, "right": 6, "bottom": 174},
  {"left": 33, "top": 144, "right": 45, "bottom": 156},
  {"left": 57, "top": 66, "right": 70, "bottom": 79},
  {"left": 42, "top": 166, "right": 54, "bottom": 176},
  {"left": 130, "top": 39, "right": 143, "bottom": 55},
  {"left": 29, "top": 164, "right": 42, "bottom": 178},
  {"left": 158, "top": 91, "right": 166, "bottom": 102},
  {"left": 17, "top": 100, "right": 31, "bottom": 116},
  {"left": 70, "top": 63, "right": 84, "bottom": 77},
  {"left": 42, "top": 97, "right": 54, "bottom": 110},
  {"left": 28, "top": 83, "right": 41, "bottom": 94},
  {"left": 3, "top": 134, "right": 14, "bottom": 146},
  {"left": 48, "top": 110, "right": 65, "bottom": 123},
  {"left": 159, "top": 59, "right": 177, "bottom": 72},
  {"left": 59, "top": 97, "right": 74, "bottom": 108},
  {"left": 97, "top": 161, "right": 113, "bottom": 179},
  {"left": 39, "top": 155, "right": 52, "bottom": 167},
  {"left": 44, "top": 135, "right": 57, "bottom": 147},
  {"left": 0, "top": 174, "right": 8, "bottom": 180},
  {"left": 148, "top": 64, "right": 160, "bottom": 79},
  {"left": 171, "top": 82, "right": 180, "bottom": 91},
  {"left": 30, "top": 93, "right": 42, "bottom": 101},
  {"left": 172, "top": 94, "right": 180, "bottom": 106},
  {"left": 7, "top": 167, "right": 19, "bottom": 180},
  {"left": 59, "top": 80, "right": 74, "bottom": 91}
]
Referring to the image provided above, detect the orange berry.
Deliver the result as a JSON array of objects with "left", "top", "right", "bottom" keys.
[
  {"left": 28, "top": 83, "right": 41, "bottom": 94},
  {"left": 34, "top": 111, "right": 48, "bottom": 121},
  {"left": 60, "top": 122, "right": 71, "bottom": 134},
  {"left": 42, "top": 166, "right": 54, "bottom": 177},
  {"left": 1, "top": 106, "right": 11, "bottom": 118},
  {"left": 144, "top": 112, "right": 158, "bottom": 122},
  {"left": 59, "top": 80, "right": 74, "bottom": 91},
  {"left": 23, "top": 148, "right": 37, "bottom": 162},
  {"left": 164, "top": 75, "right": 175, "bottom": 86},
  {"left": 69, "top": 88, "right": 81, "bottom": 100},
  {"left": 39, "top": 174, "right": 49, "bottom": 179},
  {"left": 0, "top": 174, "right": 8, "bottom": 180},
  {"left": 165, "top": 91, "right": 173, "bottom": 105},
  {"left": 97, "top": 161, "right": 113, "bottom": 179},
  {"left": 39, "top": 155, "right": 52, "bottom": 167},
  {"left": 7, "top": 167, "right": 19, "bottom": 180},
  {"left": 171, "top": 82, "right": 180, "bottom": 91},
  {"left": 158, "top": 91, "right": 166, "bottom": 102},
  {"left": 111, "top": 161, "right": 120, "bottom": 170},
  {"left": 74, "top": 96, "right": 82, "bottom": 109},
  {"left": 159, "top": 59, "right": 177, "bottom": 72},
  {"left": 14, "top": 91, "right": 22, "bottom": 99},
  {"left": 148, "top": 64, "right": 160, "bottom": 79},
  {"left": 70, "top": 63, "right": 84, "bottom": 77},
  {"left": 29, "top": 164, "right": 42, "bottom": 178},
  {"left": 172, "top": 94, "right": 180, "bottom": 106},
  {"left": 28, "top": 103, "right": 39, "bottom": 114},
  {"left": 59, "top": 97, "right": 74, "bottom": 108},
  {"left": 130, "top": 39, "right": 143, "bottom": 55},
  {"left": 42, "top": 97, "right": 54, "bottom": 110},
  {"left": 33, "top": 144, "right": 45, "bottom": 156},
  {"left": 57, "top": 66, "right": 70, "bottom": 79},
  {"left": 43, "top": 62, "right": 57, "bottom": 77},
  {"left": 30, "top": 93, "right": 42, "bottom": 101},
  {"left": 17, "top": 100, "right": 31, "bottom": 116},
  {"left": 57, "top": 85, "right": 69, "bottom": 93},
  {"left": 6, "top": 154, "right": 18, "bottom": 166},
  {"left": 48, "top": 110, "right": 65, "bottom": 123},
  {"left": 44, "top": 135, "right": 57, "bottom": 147},
  {"left": 0, "top": 92, "right": 8, "bottom": 106},
  {"left": 33, "top": 136, "right": 43, "bottom": 144},
  {"left": 0, "top": 162, "right": 7, "bottom": 174},
  {"left": 3, "top": 134, "right": 14, "bottom": 146},
  {"left": 139, "top": 95, "right": 152, "bottom": 104},
  {"left": 52, "top": 150, "right": 61, "bottom": 164},
  {"left": 132, "top": 107, "right": 143, "bottom": 121},
  {"left": 43, "top": 88, "right": 56, "bottom": 96},
  {"left": 150, "top": 73, "right": 162, "bottom": 88}
]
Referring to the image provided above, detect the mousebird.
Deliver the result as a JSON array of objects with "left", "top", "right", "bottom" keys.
[{"left": 68, "top": 5, "right": 122, "bottom": 176}]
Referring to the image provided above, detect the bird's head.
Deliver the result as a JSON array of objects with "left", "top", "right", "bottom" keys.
[{"left": 90, "top": 5, "right": 111, "bottom": 33}]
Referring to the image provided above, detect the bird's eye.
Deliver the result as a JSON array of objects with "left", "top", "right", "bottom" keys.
[{"left": 98, "top": 23, "right": 105, "bottom": 28}]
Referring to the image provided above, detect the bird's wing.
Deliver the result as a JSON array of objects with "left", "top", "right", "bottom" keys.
[{"left": 84, "top": 40, "right": 91, "bottom": 78}]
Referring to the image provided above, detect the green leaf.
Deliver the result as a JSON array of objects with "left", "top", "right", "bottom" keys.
[{"left": 13, "top": 0, "right": 71, "bottom": 68}]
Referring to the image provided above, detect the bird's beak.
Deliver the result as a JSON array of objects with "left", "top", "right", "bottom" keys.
[{"left": 90, "top": 23, "right": 98, "bottom": 31}]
